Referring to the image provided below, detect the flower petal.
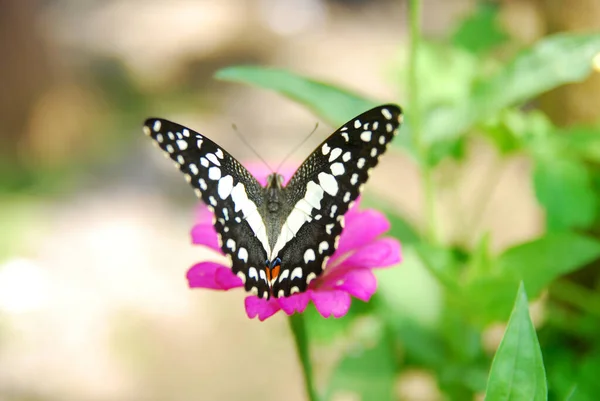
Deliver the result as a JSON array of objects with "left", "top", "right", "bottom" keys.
[
  {"left": 310, "top": 290, "right": 351, "bottom": 318},
  {"left": 277, "top": 292, "right": 311, "bottom": 315},
  {"left": 333, "top": 209, "right": 391, "bottom": 262},
  {"left": 341, "top": 237, "right": 402, "bottom": 270},
  {"left": 245, "top": 296, "right": 281, "bottom": 321},
  {"left": 187, "top": 262, "right": 238, "bottom": 290},
  {"left": 332, "top": 268, "right": 377, "bottom": 302},
  {"left": 215, "top": 266, "right": 245, "bottom": 290},
  {"left": 191, "top": 223, "right": 222, "bottom": 253}
]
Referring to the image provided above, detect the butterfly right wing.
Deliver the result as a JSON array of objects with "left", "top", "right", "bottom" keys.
[
  {"left": 270, "top": 105, "right": 403, "bottom": 297},
  {"left": 143, "top": 118, "right": 272, "bottom": 298}
]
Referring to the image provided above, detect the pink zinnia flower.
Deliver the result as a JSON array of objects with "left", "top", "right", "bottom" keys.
[{"left": 186, "top": 163, "right": 402, "bottom": 321}]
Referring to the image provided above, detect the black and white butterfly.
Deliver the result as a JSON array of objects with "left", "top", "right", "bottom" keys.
[{"left": 144, "top": 105, "right": 403, "bottom": 300}]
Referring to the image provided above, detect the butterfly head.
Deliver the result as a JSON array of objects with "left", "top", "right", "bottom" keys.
[{"left": 266, "top": 173, "right": 285, "bottom": 189}]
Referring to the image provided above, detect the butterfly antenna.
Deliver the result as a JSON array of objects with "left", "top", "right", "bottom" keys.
[
  {"left": 275, "top": 122, "right": 319, "bottom": 173},
  {"left": 231, "top": 123, "right": 275, "bottom": 173}
]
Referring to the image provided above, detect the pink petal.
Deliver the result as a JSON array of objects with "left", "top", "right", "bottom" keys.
[
  {"left": 340, "top": 238, "right": 402, "bottom": 270},
  {"left": 187, "top": 262, "right": 238, "bottom": 290},
  {"left": 215, "top": 267, "right": 245, "bottom": 290},
  {"left": 277, "top": 292, "right": 311, "bottom": 315},
  {"left": 245, "top": 296, "right": 281, "bottom": 321},
  {"left": 310, "top": 290, "right": 352, "bottom": 318},
  {"left": 331, "top": 268, "right": 377, "bottom": 302},
  {"left": 191, "top": 223, "right": 222, "bottom": 253},
  {"left": 194, "top": 204, "right": 213, "bottom": 224},
  {"left": 332, "top": 209, "right": 391, "bottom": 263}
]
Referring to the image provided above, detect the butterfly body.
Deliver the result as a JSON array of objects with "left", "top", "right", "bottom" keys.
[{"left": 144, "top": 105, "right": 403, "bottom": 300}]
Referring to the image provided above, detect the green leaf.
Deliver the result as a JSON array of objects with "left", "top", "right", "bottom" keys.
[
  {"left": 499, "top": 232, "right": 600, "bottom": 297},
  {"left": 215, "top": 66, "right": 379, "bottom": 127},
  {"left": 423, "top": 33, "right": 600, "bottom": 145},
  {"left": 325, "top": 330, "right": 396, "bottom": 401},
  {"left": 484, "top": 282, "right": 547, "bottom": 401},
  {"left": 533, "top": 157, "right": 597, "bottom": 230},
  {"left": 464, "top": 274, "right": 522, "bottom": 324},
  {"left": 465, "top": 232, "right": 600, "bottom": 323},
  {"left": 452, "top": 2, "right": 508, "bottom": 55}
]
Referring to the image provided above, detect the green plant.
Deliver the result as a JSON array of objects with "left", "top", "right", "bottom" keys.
[{"left": 213, "top": 2, "right": 600, "bottom": 399}]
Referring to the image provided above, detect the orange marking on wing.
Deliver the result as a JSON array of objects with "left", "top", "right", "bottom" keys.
[
  {"left": 270, "top": 264, "right": 281, "bottom": 281},
  {"left": 265, "top": 267, "right": 271, "bottom": 283}
]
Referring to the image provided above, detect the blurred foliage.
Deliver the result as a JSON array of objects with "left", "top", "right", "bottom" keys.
[{"left": 217, "top": 2, "right": 600, "bottom": 400}]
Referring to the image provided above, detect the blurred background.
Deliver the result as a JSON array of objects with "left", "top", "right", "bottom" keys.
[{"left": 1, "top": 1, "right": 600, "bottom": 400}]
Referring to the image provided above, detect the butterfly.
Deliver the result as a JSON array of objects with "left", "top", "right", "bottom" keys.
[{"left": 144, "top": 104, "right": 403, "bottom": 300}]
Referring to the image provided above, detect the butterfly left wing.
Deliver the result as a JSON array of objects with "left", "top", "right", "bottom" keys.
[
  {"left": 270, "top": 105, "right": 403, "bottom": 297},
  {"left": 143, "top": 118, "right": 273, "bottom": 299}
]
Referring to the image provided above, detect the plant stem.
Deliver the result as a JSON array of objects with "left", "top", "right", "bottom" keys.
[
  {"left": 407, "top": 0, "right": 439, "bottom": 245},
  {"left": 288, "top": 314, "right": 319, "bottom": 401}
]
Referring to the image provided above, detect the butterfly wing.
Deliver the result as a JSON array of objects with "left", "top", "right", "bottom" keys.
[
  {"left": 270, "top": 105, "right": 403, "bottom": 297},
  {"left": 143, "top": 119, "right": 272, "bottom": 298}
]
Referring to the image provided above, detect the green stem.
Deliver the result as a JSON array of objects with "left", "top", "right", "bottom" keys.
[
  {"left": 408, "top": 0, "right": 439, "bottom": 245},
  {"left": 288, "top": 314, "right": 319, "bottom": 401}
]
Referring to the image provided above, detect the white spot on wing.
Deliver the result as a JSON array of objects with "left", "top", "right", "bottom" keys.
[
  {"left": 357, "top": 158, "right": 366, "bottom": 169},
  {"left": 360, "top": 131, "right": 372, "bottom": 142},
  {"left": 306, "top": 272, "right": 317, "bottom": 284},
  {"left": 206, "top": 153, "right": 221, "bottom": 166},
  {"left": 199, "top": 178, "right": 207, "bottom": 190},
  {"left": 329, "top": 148, "right": 342, "bottom": 162},
  {"left": 249, "top": 267, "right": 258, "bottom": 280},
  {"left": 153, "top": 121, "right": 161, "bottom": 131},
  {"left": 278, "top": 269, "right": 289, "bottom": 282},
  {"left": 304, "top": 249, "right": 316, "bottom": 263},
  {"left": 304, "top": 181, "right": 324, "bottom": 209},
  {"left": 237, "top": 271, "right": 246, "bottom": 283},
  {"left": 318, "top": 241, "right": 329, "bottom": 254},
  {"left": 342, "top": 151, "right": 351, "bottom": 162},
  {"left": 381, "top": 108, "right": 393, "bottom": 120},
  {"left": 331, "top": 163, "right": 345, "bottom": 176},
  {"left": 208, "top": 167, "right": 221, "bottom": 180},
  {"left": 322, "top": 143, "right": 331, "bottom": 155},
  {"left": 291, "top": 267, "right": 303, "bottom": 280},
  {"left": 189, "top": 163, "right": 199, "bottom": 175},
  {"left": 215, "top": 148, "right": 224, "bottom": 159},
  {"left": 318, "top": 172, "right": 338, "bottom": 196},
  {"left": 341, "top": 132, "right": 349, "bottom": 142},
  {"left": 226, "top": 238, "right": 236, "bottom": 251},
  {"left": 176, "top": 140, "right": 188, "bottom": 150},
  {"left": 217, "top": 175, "right": 234, "bottom": 199},
  {"left": 238, "top": 247, "right": 248, "bottom": 263},
  {"left": 354, "top": 119, "right": 361, "bottom": 129}
]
